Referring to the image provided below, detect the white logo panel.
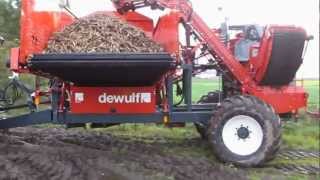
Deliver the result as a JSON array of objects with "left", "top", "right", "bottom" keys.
[
  {"left": 141, "top": 93, "right": 151, "bottom": 103},
  {"left": 75, "top": 92, "right": 84, "bottom": 103}
]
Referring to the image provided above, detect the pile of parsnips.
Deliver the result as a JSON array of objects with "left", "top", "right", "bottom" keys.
[{"left": 45, "top": 14, "right": 164, "bottom": 53}]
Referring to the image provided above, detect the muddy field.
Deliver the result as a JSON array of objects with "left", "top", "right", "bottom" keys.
[{"left": 0, "top": 126, "right": 319, "bottom": 180}]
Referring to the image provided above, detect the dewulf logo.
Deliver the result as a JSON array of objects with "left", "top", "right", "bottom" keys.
[{"left": 98, "top": 93, "right": 151, "bottom": 104}]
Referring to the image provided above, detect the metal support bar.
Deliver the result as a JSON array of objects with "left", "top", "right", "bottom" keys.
[
  {"left": 167, "top": 77, "right": 174, "bottom": 113},
  {"left": 63, "top": 113, "right": 164, "bottom": 124},
  {"left": 61, "top": 111, "right": 212, "bottom": 124},
  {"left": 0, "top": 110, "right": 53, "bottom": 129},
  {"left": 113, "top": 0, "right": 257, "bottom": 92},
  {"left": 174, "top": 103, "right": 216, "bottom": 112},
  {"left": 0, "top": 109, "right": 213, "bottom": 129},
  {"left": 183, "top": 64, "right": 192, "bottom": 111}
]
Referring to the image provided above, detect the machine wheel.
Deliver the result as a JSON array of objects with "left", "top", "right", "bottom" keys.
[
  {"left": 195, "top": 91, "right": 221, "bottom": 139},
  {"left": 207, "top": 95, "right": 281, "bottom": 167}
]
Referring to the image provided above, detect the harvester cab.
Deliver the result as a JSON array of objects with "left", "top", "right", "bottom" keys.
[
  {"left": 0, "top": 0, "right": 312, "bottom": 167},
  {"left": 227, "top": 24, "right": 307, "bottom": 86},
  {"left": 231, "top": 25, "right": 264, "bottom": 62}
]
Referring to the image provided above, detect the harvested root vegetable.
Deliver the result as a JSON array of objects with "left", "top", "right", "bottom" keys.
[{"left": 45, "top": 13, "right": 164, "bottom": 53}]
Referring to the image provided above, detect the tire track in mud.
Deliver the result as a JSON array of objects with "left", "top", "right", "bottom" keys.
[
  {"left": 65, "top": 131, "right": 320, "bottom": 176},
  {"left": 0, "top": 127, "right": 247, "bottom": 180},
  {"left": 0, "top": 136, "right": 145, "bottom": 180},
  {"left": 0, "top": 127, "right": 319, "bottom": 179},
  {"left": 278, "top": 149, "right": 319, "bottom": 159},
  {"left": 272, "top": 150, "right": 320, "bottom": 175},
  {"left": 120, "top": 136, "right": 320, "bottom": 175},
  {"left": 272, "top": 164, "right": 320, "bottom": 175}
]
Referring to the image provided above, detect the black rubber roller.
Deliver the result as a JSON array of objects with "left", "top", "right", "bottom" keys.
[{"left": 260, "top": 30, "right": 306, "bottom": 86}]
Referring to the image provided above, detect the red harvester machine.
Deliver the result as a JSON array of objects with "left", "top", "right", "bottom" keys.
[{"left": 1, "top": 0, "right": 313, "bottom": 167}]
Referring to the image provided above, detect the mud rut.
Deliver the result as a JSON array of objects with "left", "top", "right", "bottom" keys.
[{"left": 0, "top": 127, "right": 318, "bottom": 180}]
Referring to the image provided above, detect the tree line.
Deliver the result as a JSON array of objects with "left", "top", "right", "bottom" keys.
[{"left": 0, "top": 0, "right": 20, "bottom": 40}]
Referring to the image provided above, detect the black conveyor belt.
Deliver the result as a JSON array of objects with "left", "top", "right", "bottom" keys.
[
  {"left": 29, "top": 53, "right": 175, "bottom": 86},
  {"left": 260, "top": 30, "right": 306, "bottom": 86}
]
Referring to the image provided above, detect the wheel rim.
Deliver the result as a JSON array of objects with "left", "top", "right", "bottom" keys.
[{"left": 222, "top": 115, "right": 263, "bottom": 156}]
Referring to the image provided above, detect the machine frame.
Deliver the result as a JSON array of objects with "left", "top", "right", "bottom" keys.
[
  {"left": 1, "top": 0, "right": 308, "bottom": 127},
  {"left": 0, "top": 0, "right": 311, "bottom": 167}
]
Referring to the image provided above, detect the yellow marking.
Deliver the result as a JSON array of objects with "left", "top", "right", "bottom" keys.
[
  {"left": 163, "top": 115, "right": 169, "bottom": 124},
  {"left": 35, "top": 96, "right": 40, "bottom": 106}
]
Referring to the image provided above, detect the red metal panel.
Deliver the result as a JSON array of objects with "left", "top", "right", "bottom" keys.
[
  {"left": 253, "top": 86, "right": 308, "bottom": 114},
  {"left": 19, "top": 0, "right": 74, "bottom": 64},
  {"left": 153, "top": 12, "right": 180, "bottom": 57},
  {"left": 10, "top": 48, "right": 20, "bottom": 71},
  {"left": 70, "top": 86, "right": 156, "bottom": 114}
]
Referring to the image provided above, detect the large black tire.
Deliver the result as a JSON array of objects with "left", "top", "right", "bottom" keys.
[
  {"left": 207, "top": 95, "right": 281, "bottom": 167},
  {"left": 194, "top": 91, "right": 221, "bottom": 139}
]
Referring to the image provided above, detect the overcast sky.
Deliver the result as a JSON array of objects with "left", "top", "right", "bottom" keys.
[{"left": 35, "top": 0, "right": 319, "bottom": 78}]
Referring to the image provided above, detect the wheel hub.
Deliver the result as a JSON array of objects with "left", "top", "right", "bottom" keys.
[
  {"left": 237, "top": 126, "right": 250, "bottom": 139},
  {"left": 222, "top": 115, "right": 263, "bottom": 156}
]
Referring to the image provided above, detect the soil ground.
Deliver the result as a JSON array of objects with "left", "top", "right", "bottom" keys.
[
  {"left": 0, "top": 127, "right": 247, "bottom": 180},
  {"left": 0, "top": 126, "right": 319, "bottom": 180}
]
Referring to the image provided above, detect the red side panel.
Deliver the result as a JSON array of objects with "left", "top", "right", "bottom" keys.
[
  {"left": 70, "top": 86, "right": 156, "bottom": 114},
  {"left": 19, "top": 0, "right": 74, "bottom": 64},
  {"left": 10, "top": 48, "right": 20, "bottom": 71},
  {"left": 153, "top": 12, "right": 180, "bottom": 57},
  {"left": 250, "top": 27, "right": 272, "bottom": 82},
  {"left": 253, "top": 86, "right": 308, "bottom": 114}
]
